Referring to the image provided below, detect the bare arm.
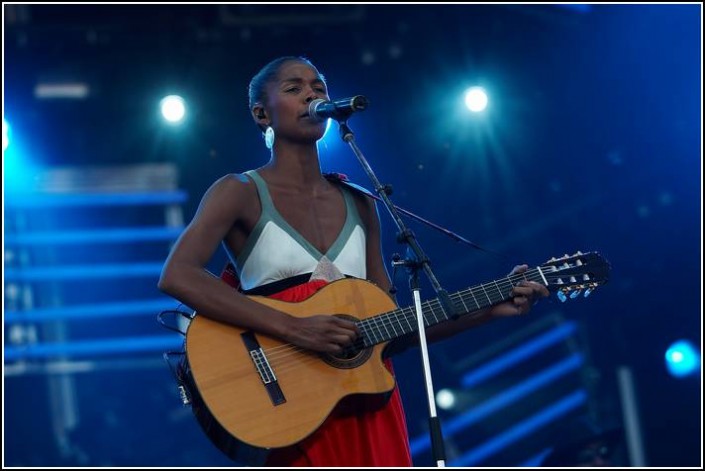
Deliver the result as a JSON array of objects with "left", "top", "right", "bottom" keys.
[{"left": 158, "top": 174, "right": 357, "bottom": 353}]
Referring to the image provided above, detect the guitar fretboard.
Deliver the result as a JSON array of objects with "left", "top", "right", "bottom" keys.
[{"left": 357, "top": 268, "right": 545, "bottom": 346}]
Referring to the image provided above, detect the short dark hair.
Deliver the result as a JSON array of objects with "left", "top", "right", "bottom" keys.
[{"left": 247, "top": 56, "right": 323, "bottom": 110}]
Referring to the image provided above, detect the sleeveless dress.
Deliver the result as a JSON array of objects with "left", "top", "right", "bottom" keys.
[{"left": 228, "top": 170, "right": 413, "bottom": 467}]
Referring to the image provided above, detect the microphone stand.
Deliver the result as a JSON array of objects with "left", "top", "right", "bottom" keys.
[{"left": 336, "top": 119, "right": 454, "bottom": 467}]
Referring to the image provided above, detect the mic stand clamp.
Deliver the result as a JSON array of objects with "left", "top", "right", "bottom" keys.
[{"left": 337, "top": 120, "right": 452, "bottom": 467}]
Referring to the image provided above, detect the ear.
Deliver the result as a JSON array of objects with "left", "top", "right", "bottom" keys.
[{"left": 252, "top": 104, "right": 268, "bottom": 125}]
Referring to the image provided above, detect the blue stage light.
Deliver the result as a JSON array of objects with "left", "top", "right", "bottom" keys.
[
  {"left": 464, "top": 86, "right": 488, "bottom": 112},
  {"left": 665, "top": 340, "right": 700, "bottom": 378}
]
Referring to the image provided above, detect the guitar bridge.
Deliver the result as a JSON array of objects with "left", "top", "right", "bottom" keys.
[
  {"left": 241, "top": 331, "right": 286, "bottom": 406},
  {"left": 249, "top": 348, "right": 276, "bottom": 384}
]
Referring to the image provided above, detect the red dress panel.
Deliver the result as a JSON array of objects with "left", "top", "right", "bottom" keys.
[{"left": 262, "top": 280, "right": 413, "bottom": 467}]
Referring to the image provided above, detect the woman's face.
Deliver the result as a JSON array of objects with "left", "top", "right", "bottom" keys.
[{"left": 263, "top": 60, "right": 330, "bottom": 143}]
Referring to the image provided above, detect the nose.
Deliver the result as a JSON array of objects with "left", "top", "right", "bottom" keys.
[{"left": 304, "top": 86, "right": 322, "bottom": 103}]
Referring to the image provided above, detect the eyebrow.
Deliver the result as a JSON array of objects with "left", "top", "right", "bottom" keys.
[{"left": 279, "top": 77, "right": 326, "bottom": 87}]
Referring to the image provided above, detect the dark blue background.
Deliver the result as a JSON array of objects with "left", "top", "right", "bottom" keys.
[{"left": 4, "top": 4, "right": 701, "bottom": 467}]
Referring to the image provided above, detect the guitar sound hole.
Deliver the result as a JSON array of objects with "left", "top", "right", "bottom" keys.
[
  {"left": 336, "top": 346, "right": 362, "bottom": 361},
  {"left": 321, "top": 314, "right": 372, "bottom": 369},
  {"left": 322, "top": 346, "right": 371, "bottom": 369}
]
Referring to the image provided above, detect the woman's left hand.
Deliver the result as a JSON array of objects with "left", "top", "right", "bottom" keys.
[{"left": 489, "top": 264, "right": 550, "bottom": 318}]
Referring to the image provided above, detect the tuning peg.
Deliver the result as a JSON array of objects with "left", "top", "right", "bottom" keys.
[
  {"left": 557, "top": 291, "right": 568, "bottom": 303},
  {"left": 583, "top": 287, "right": 593, "bottom": 298},
  {"left": 570, "top": 289, "right": 581, "bottom": 299}
]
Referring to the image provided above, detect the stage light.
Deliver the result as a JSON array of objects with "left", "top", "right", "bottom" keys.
[
  {"left": 34, "top": 82, "right": 90, "bottom": 100},
  {"left": 436, "top": 388, "right": 457, "bottom": 410},
  {"left": 3, "top": 118, "right": 9, "bottom": 151},
  {"left": 665, "top": 339, "right": 700, "bottom": 378},
  {"left": 464, "top": 86, "right": 488, "bottom": 112},
  {"left": 160, "top": 95, "right": 186, "bottom": 124}
]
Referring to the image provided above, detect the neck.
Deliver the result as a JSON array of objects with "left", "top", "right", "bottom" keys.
[{"left": 265, "top": 141, "right": 324, "bottom": 187}]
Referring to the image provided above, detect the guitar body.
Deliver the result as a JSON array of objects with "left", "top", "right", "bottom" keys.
[
  {"left": 179, "top": 251, "right": 610, "bottom": 463},
  {"left": 185, "top": 278, "right": 398, "bottom": 451}
]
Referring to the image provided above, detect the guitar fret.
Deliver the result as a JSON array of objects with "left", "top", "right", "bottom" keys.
[
  {"left": 358, "top": 321, "right": 372, "bottom": 347},
  {"left": 427, "top": 301, "right": 438, "bottom": 324},
  {"left": 433, "top": 300, "right": 450, "bottom": 322},
  {"left": 432, "top": 301, "right": 442, "bottom": 325},
  {"left": 407, "top": 307, "right": 420, "bottom": 330},
  {"left": 533, "top": 268, "right": 548, "bottom": 286},
  {"left": 479, "top": 284, "right": 492, "bottom": 305},
  {"left": 387, "top": 313, "right": 400, "bottom": 338},
  {"left": 467, "top": 289, "right": 482, "bottom": 309},
  {"left": 380, "top": 313, "right": 392, "bottom": 340},
  {"left": 375, "top": 314, "right": 391, "bottom": 341},
  {"left": 456, "top": 293, "right": 469, "bottom": 313},
  {"left": 404, "top": 304, "right": 423, "bottom": 330},
  {"left": 493, "top": 280, "right": 505, "bottom": 301},
  {"left": 371, "top": 316, "right": 385, "bottom": 342},
  {"left": 401, "top": 308, "right": 414, "bottom": 334},
  {"left": 363, "top": 319, "right": 379, "bottom": 345},
  {"left": 451, "top": 296, "right": 465, "bottom": 316}
]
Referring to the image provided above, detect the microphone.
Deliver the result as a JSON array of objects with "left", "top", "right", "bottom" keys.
[{"left": 308, "top": 95, "right": 369, "bottom": 122}]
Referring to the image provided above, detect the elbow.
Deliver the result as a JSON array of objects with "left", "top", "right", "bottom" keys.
[{"left": 158, "top": 266, "right": 178, "bottom": 295}]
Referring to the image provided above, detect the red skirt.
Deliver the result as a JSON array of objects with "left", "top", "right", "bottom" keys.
[{"left": 264, "top": 280, "right": 413, "bottom": 467}]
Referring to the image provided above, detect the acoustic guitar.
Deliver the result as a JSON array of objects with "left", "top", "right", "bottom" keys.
[{"left": 183, "top": 251, "right": 610, "bottom": 460}]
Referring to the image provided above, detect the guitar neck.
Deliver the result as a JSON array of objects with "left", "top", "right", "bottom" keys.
[{"left": 358, "top": 268, "right": 545, "bottom": 346}]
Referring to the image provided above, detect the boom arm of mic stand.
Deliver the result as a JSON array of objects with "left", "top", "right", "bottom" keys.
[{"left": 337, "top": 179, "right": 505, "bottom": 260}]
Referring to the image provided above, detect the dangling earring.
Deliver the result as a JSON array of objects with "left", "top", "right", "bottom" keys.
[{"left": 264, "top": 126, "right": 275, "bottom": 150}]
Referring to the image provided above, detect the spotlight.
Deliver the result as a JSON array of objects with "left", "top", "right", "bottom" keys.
[
  {"left": 160, "top": 95, "right": 186, "bottom": 124},
  {"left": 464, "top": 86, "right": 488, "bottom": 112},
  {"left": 665, "top": 339, "right": 700, "bottom": 378},
  {"left": 3, "top": 118, "right": 9, "bottom": 151},
  {"left": 436, "top": 388, "right": 457, "bottom": 410}
]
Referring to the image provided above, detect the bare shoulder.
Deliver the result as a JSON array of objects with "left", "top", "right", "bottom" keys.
[
  {"left": 209, "top": 172, "right": 251, "bottom": 193},
  {"left": 202, "top": 172, "right": 255, "bottom": 202},
  {"left": 191, "top": 172, "right": 257, "bottom": 221},
  {"left": 348, "top": 188, "right": 378, "bottom": 229}
]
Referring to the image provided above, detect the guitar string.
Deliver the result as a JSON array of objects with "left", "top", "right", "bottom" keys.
[
  {"left": 260, "top": 269, "right": 587, "bottom": 360},
  {"left": 261, "top": 271, "right": 588, "bottom": 375},
  {"left": 260, "top": 270, "right": 537, "bottom": 358},
  {"left": 250, "top": 258, "right": 594, "bottom": 360},
  {"left": 258, "top": 271, "right": 590, "bottom": 366}
]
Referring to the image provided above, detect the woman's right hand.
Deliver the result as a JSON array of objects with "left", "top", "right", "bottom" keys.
[{"left": 283, "top": 315, "right": 360, "bottom": 354}]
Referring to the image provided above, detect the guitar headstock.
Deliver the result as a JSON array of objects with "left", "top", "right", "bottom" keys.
[{"left": 539, "top": 251, "right": 610, "bottom": 302}]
